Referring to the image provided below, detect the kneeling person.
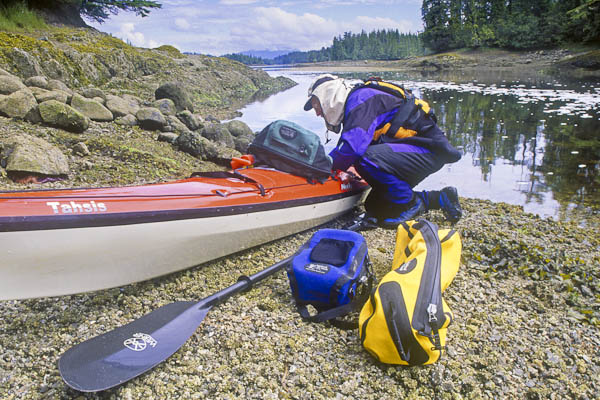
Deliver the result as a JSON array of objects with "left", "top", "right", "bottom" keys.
[{"left": 304, "top": 74, "right": 462, "bottom": 227}]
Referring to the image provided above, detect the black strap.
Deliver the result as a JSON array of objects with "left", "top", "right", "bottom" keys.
[
  {"left": 386, "top": 97, "right": 421, "bottom": 139},
  {"left": 295, "top": 257, "right": 375, "bottom": 329},
  {"left": 190, "top": 170, "right": 266, "bottom": 196},
  {"left": 429, "top": 320, "right": 444, "bottom": 361}
]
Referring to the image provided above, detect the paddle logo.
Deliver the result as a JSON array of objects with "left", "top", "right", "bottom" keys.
[{"left": 123, "top": 333, "right": 157, "bottom": 352}]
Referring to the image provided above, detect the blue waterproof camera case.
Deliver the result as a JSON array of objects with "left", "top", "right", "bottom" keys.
[{"left": 287, "top": 229, "right": 373, "bottom": 323}]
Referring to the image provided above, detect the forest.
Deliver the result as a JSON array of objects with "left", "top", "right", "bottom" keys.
[
  {"left": 223, "top": 30, "right": 424, "bottom": 65},
  {"left": 421, "top": 0, "right": 600, "bottom": 52}
]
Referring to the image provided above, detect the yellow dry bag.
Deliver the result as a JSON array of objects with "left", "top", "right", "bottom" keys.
[{"left": 358, "top": 219, "right": 461, "bottom": 365}]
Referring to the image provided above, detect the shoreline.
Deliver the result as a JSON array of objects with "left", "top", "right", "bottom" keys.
[{"left": 262, "top": 47, "right": 600, "bottom": 79}]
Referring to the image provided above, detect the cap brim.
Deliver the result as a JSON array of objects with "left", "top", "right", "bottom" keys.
[{"left": 303, "top": 98, "right": 313, "bottom": 111}]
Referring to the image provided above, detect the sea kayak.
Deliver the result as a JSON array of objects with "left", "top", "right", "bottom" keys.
[{"left": 0, "top": 168, "right": 368, "bottom": 300}]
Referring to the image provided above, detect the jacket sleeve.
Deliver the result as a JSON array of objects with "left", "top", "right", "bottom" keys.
[{"left": 328, "top": 89, "right": 400, "bottom": 171}]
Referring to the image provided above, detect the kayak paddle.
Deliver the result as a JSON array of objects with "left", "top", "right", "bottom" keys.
[{"left": 58, "top": 256, "right": 291, "bottom": 392}]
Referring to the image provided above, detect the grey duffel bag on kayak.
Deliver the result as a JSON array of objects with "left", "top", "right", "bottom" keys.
[{"left": 249, "top": 120, "right": 332, "bottom": 182}]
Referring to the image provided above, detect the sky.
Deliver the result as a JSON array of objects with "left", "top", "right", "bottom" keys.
[{"left": 88, "top": 0, "right": 424, "bottom": 56}]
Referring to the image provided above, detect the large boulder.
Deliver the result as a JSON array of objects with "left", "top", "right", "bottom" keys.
[
  {"left": 6, "top": 48, "right": 44, "bottom": 78},
  {"left": 224, "top": 120, "right": 254, "bottom": 153},
  {"left": 175, "top": 131, "right": 213, "bottom": 159},
  {"left": 24, "top": 75, "right": 49, "bottom": 89},
  {"left": 176, "top": 131, "right": 240, "bottom": 165},
  {"left": 155, "top": 82, "right": 194, "bottom": 112},
  {"left": 2, "top": 134, "right": 69, "bottom": 177},
  {"left": 152, "top": 98, "right": 177, "bottom": 116},
  {"left": 29, "top": 86, "right": 49, "bottom": 97},
  {"left": 105, "top": 94, "right": 140, "bottom": 117},
  {"left": 81, "top": 87, "right": 106, "bottom": 101},
  {"left": 35, "top": 89, "right": 70, "bottom": 104},
  {"left": 165, "top": 115, "right": 191, "bottom": 134},
  {"left": 208, "top": 143, "right": 241, "bottom": 166},
  {"left": 233, "top": 136, "right": 253, "bottom": 153},
  {"left": 114, "top": 114, "right": 137, "bottom": 126},
  {"left": 44, "top": 59, "right": 70, "bottom": 82},
  {"left": 0, "top": 75, "right": 26, "bottom": 95},
  {"left": 70, "top": 93, "right": 113, "bottom": 122},
  {"left": 47, "top": 79, "right": 72, "bottom": 95},
  {"left": 201, "top": 123, "right": 235, "bottom": 148},
  {"left": 176, "top": 110, "right": 202, "bottom": 131},
  {"left": 0, "top": 89, "right": 38, "bottom": 120},
  {"left": 38, "top": 100, "right": 89, "bottom": 133},
  {"left": 224, "top": 120, "right": 253, "bottom": 137},
  {"left": 158, "top": 132, "right": 179, "bottom": 144},
  {"left": 136, "top": 107, "right": 167, "bottom": 130}
]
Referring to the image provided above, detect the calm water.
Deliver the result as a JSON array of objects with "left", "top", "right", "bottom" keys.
[{"left": 234, "top": 68, "right": 600, "bottom": 222}]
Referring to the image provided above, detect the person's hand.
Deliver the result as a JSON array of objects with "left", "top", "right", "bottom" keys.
[{"left": 334, "top": 169, "right": 350, "bottom": 181}]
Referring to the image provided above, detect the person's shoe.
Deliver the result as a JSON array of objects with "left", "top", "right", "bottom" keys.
[
  {"left": 439, "top": 186, "right": 462, "bottom": 223},
  {"left": 381, "top": 196, "right": 426, "bottom": 229},
  {"left": 345, "top": 212, "right": 378, "bottom": 231},
  {"left": 360, "top": 214, "right": 379, "bottom": 230}
]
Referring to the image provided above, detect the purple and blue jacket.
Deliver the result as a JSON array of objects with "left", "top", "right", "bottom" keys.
[{"left": 329, "top": 87, "right": 460, "bottom": 172}]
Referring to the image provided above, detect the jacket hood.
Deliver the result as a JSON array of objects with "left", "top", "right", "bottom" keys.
[{"left": 304, "top": 74, "right": 352, "bottom": 131}]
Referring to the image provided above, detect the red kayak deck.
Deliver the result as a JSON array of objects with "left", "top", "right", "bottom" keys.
[{"left": 0, "top": 168, "right": 367, "bottom": 231}]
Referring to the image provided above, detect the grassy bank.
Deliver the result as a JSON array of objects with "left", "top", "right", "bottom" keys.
[{"left": 0, "top": 2, "right": 48, "bottom": 32}]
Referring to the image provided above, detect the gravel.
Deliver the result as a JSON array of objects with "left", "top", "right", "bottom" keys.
[{"left": 1, "top": 198, "right": 599, "bottom": 399}]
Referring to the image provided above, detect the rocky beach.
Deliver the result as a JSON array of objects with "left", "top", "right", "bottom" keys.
[{"left": 1, "top": 26, "right": 599, "bottom": 400}]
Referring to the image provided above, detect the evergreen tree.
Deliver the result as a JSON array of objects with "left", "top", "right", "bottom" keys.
[
  {"left": 79, "top": 0, "right": 162, "bottom": 23},
  {"left": 421, "top": 0, "right": 452, "bottom": 52},
  {"left": 421, "top": 0, "right": 598, "bottom": 52},
  {"left": 567, "top": 0, "right": 600, "bottom": 42},
  {"left": 222, "top": 53, "right": 266, "bottom": 65},
  {"left": 21, "top": 0, "right": 161, "bottom": 24}
]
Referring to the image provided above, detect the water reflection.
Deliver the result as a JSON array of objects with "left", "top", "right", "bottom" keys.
[{"left": 235, "top": 69, "right": 600, "bottom": 222}]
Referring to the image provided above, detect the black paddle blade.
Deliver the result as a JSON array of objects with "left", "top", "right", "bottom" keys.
[{"left": 59, "top": 300, "right": 210, "bottom": 392}]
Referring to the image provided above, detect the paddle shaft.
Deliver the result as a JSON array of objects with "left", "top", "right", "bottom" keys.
[
  {"left": 202, "top": 256, "right": 291, "bottom": 309},
  {"left": 196, "top": 220, "right": 361, "bottom": 309}
]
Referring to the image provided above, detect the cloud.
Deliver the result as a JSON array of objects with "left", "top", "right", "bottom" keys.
[
  {"left": 225, "top": 6, "right": 416, "bottom": 53},
  {"left": 120, "top": 23, "right": 145, "bottom": 46},
  {"left": 88, "top": 1, "right": 422, "bottom": 54},
  {"left": 119, "top": 22, "right": 161, "bottom": 48},
  {"left": 174, "top": 18, "right": 191, "bottom": 30},
  {"left": 353, "top": 16, "right": 414, "bottom": 32},
  {"left": 219, "top": 0, "right": 259, "bottom": 4},
  {"left": 228, "top": 7, "right": 338, "bottom": 51}
]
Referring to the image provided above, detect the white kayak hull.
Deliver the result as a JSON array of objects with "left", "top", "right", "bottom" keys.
[{"left": 0, "top": 193, "right": 363, "bottom": 300}]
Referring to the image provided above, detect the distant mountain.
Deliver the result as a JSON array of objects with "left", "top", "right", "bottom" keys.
[{"left": 240, "top": 50, "right": 296, "bottom": 60}]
